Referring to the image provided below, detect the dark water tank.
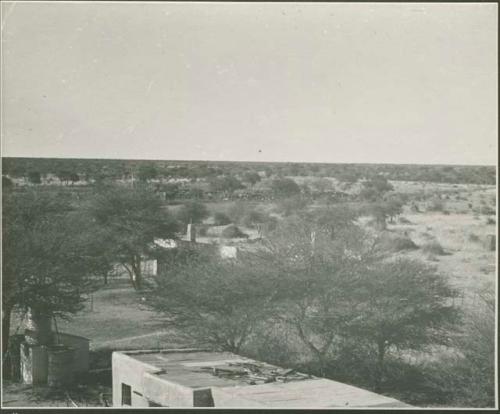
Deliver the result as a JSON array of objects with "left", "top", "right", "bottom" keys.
[{"left": 47, "top": 345, "right": 75, "bottom": 387}]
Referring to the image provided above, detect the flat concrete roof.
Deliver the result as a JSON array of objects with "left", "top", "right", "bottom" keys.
[
  {"left": 119, "top": 349, "right": 411, "bottom": 408},
  {"left": 212, "top": 378, "right": 411, "bottom": 408},
  {"left": 122, "top": 350, "right": 290, "bottom": 388}
]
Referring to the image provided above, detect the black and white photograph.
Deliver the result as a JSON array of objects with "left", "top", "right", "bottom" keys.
[{"left": 1, "top": 1, "right": 497, "bottom": 410}]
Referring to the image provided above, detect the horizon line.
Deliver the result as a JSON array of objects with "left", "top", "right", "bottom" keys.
[{"left": 1, "top": 155, "right": 497, "bottom": 168}]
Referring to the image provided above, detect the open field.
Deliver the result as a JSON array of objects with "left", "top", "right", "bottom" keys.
[
  {"left": 388, "top": 211, "right": 496, "bottom": 293},
  {"left": 56, "top": 278, "right": 188, "bottom": 351}
]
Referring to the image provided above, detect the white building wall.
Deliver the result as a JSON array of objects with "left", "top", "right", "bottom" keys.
[{"left": 112, "top": 352, "right": 160, "bottom": 407}]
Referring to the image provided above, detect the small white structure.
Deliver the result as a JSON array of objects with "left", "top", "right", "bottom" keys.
[
  {"left": 141, "top": 259, "right": 158, "bottom": 276},
  {"left": 219, "top": 245, "right": 238, "bottom": 259},
  {"left": 154, "top": 238, "right": 178, "bottom": 249}
]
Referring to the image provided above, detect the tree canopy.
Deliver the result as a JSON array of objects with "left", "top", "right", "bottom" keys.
[
  {"left": 137, "top": 163, "right": 159, "bottom": 182},
  {"left": 2, "top": 190, "right": 103, "bottom": 352},
  {"left": 347, "top": 259, "right": 460, "bottom": 389},
  {"left": 147, "top": 250, "right": 279, "bottom": 352},
  {"left": 270, "top": 177, "right": 301, "bottom": 197},
  {"left": 176, "top": 201, "right": 209, "bottom": 225},
  {"left": 88, "top": 186, "right": 179, "bottom": 289}
]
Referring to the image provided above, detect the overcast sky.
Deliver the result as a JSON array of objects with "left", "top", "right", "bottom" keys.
[{"left": 1, "top": 2, "right": 497, "bottom": 165}]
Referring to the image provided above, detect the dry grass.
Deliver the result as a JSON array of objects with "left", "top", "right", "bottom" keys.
[
  {"left": 388, "top": 213, "right": 495, "bottom": 295},
  {"left": 55, "top": 278, "right": 187, "bottom": 351}
]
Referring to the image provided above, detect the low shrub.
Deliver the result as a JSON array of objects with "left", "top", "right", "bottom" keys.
[
  {"left": 242, "top": 209, "right": 270, "bottom": 228},
  {"left": 421, "top": 231, "right": 434, "bottom": 240},
  {"left": 422, "top": 241, "right": 447, "bottom": 256},
  {"left": 221, "top": 225, "right": 248, "bottom": 238},
  {"left": 275, "top": 195, "right": 308, "bottom": 216},
  {"left": 213, "top": 212, "right": 231, "bottom": 226},
  {"left": 426, "top": 253, "right": 439, "bottom": 262},
  {"left": 481, "top": 206, "right": 495, "bottom": 216},
  {"left": 427, "top": 198, "right": 446, "bottom": 212},
  {"left": 398, "top": 216, "right": 412, "bottom": 224},
  {"left": 197, "top": 225, "right": 208, "bottom": 236},
  {"left": 468, "top": 233, "right": 479, "bottom": 242},
  {"left": 486, "top": 217, "right": 495, "bottom": 225},
  {"left": 378, "top": 233, "right": 418, "bottom": 252},
  {"left": 410, "top": 203, "right": 420, "bottom": 213}
]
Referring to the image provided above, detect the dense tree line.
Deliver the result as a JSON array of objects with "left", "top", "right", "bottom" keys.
[{"left": 3, "top": 157, "right": 496, "bottom": 185}]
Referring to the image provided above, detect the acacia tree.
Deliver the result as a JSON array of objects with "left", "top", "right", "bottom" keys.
[
  {"left": 309, "top": 177, "right": 334, "bottom": 193},
  {"left": 3, "top": 175, "right": 14, "bottom": 190},
  {"left": 242, "top": 171, "right": 261, "bottom": 186},
  {"left": 423, "top": 286, "right": 494, "bottom": 407},
  {"left": 2, "top": 190, "right": 103, "bottom": 353},
  {"left": 348, "top": 259, "right": 460, "bottom": 391},
  {"left": 360, "top": 175, "right": 394, "bottom": 201},
  {"left": 27, "top": 171, "right": 42, "bottom": 185},
  {"left": 270, "top": 177, "right": 301, "bottom": 198},
  {"left": 308, "top": 206, "right": 360, "bottom": 239},
  {"left": 208, "top": 176, "right": 243, "bottom": 196},
  {"left": 147, "top": 249, "right": 280, "bottom": 352},
  {"left": 176, "top": 201, "right": 209, "bottom": 225},
  {"left": 88, "top": 186, "right": 179, "bottom": 290},
  {"left": 261, "top": 213, "right": 378, "bottom": 375},
  {"left": 259, "top": 213, "right": 459, "bottom": 387},
  {"left": 137, "top": 163, "right": 158, "bottom": 182}
]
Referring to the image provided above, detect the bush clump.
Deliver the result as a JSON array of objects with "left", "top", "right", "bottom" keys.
[
  {"left": 481, "top": 206, "right": 495, "bottom": 216},
  {"left": 213, "top": 212, "right": 231, "bottom": 226},
  {"left": 427, "top": 198, "right": 446, "bottom": 212},
  {"left": 196, "top": 225, "right": 208, "bottom": 236},
  {"left": 378, "top": 233, "right": 418, "bottom": 252},
  {"left": 422, "top": 241, "right": 447, "bottom": 256},
  {"left": 242, "top": 209, "right": 270, "bottom": 228},
  {"left": 410, "top": 203, "right": 420, "bottom": 213},
  {"left": 468, "top": 233, "right": 479, "bottom": 242},
  {"left": 221, "top": 225, "right": 248, "bottom": 239}
]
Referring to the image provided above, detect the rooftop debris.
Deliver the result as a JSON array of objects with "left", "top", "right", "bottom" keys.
[{"left": 198, "top": 362, "right": 312, "bottom": 385}]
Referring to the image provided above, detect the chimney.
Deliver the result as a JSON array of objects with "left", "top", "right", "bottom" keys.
[{"left": 187, "top": 223, "right": 196, "bottom": 243}]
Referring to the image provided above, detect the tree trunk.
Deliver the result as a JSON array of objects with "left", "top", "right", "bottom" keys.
[
  {"left": 131, "top": 255, "right": 143, "bottom": 290},
  {"left": 25, "top": 308, "right": 54, "bottom": 346},
  {"left": 376, "top": 217, "right": 387, "bottom": 231},
  {"left": 2, "top": 304, "right": 13, "bottom": 354},
  {"left": 295, "top": 321, "right": 328, "bottom": 377},
  {"left": 316, "top": 352, "right": 327, "bottom": 377},
  {"left": 374, "top": 341, "right": 386, "bottom": 392}
]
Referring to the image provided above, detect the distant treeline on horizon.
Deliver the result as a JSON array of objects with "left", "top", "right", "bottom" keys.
[{"left": 1, "top": 157, "right": 496, "bottom": 185}]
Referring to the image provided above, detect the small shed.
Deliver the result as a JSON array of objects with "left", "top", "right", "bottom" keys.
[{"left": 19, "top": 330, "right": 90, "bottom": 386}]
